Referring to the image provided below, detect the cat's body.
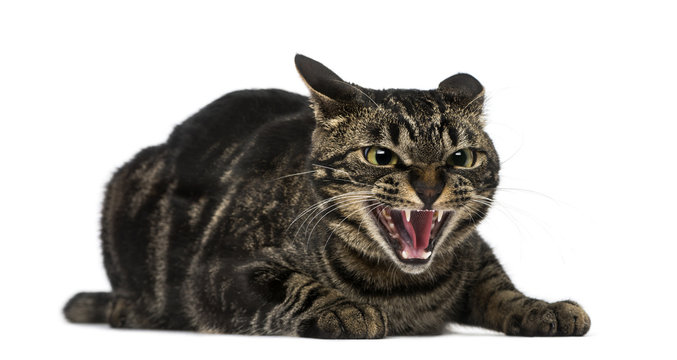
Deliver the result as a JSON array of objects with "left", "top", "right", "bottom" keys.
[{"left": 64, "top": 55, "right": 590, "bottom": 337}]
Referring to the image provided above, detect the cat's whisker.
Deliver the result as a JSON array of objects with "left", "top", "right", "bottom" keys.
[
  {"left": 477, "top": 186, "right": 560, "bottom": 205},
  {"left": 320, "top": 178, "right": 371, "bottom": 187},
  {"left": 311, "top": 163, "right": 348, "bottom": 173},
  {"left": 476, "top": 188, "right": 567, "bottom": 242},
  {"left": 460, "top": 202, "right": 486, "bottom": 226},
  {"left": 355, "top": 202, "right": 383, "bottom": 239},
  {"left": 472, "top": 191, "right": 534, "bottom": 228},
  {"left": 291, "top": 191, "right": 372, "bottom": 218},
  {"left": 273, "top": 166, "right": 369, "bottom": 188},
  {"left": 323, "top": 202, "right": 383, "bottom": 250},
  {"left": 311, "top": 164, "right": 371, "bottom": 187},
  {"left": 292, "top": 193, "right": 374, "bottom": 236},
  {"left": 472, "top": 194, "right": 495, "bottom": 202},
  {"left": 305, "top": 198, "right": 376, "bottom": 249},
  {"left": 293, "top": 196, "right": 374, "bottom": 241},
  {"left": 301, "top": 196, "right": 373, "bottom": 234},
  {"left": 352, "top": 201, "right": 389, "bottom": 242},
  {"left": 351, "top": 86, "right": 379, "bottom": 107},
  {"left": 470, "top": 198, "right": 493, "bottom": 207},
  {"left": 293, "top": 200, "right": 368, "bottom": 242},
  {"left": 470, "top": 198, "right": 527, "bottom": 239},
  {"left": 287, "top": 191, "right": 373, "bottom": 230},
  {"left": 271, "top": 170, "right": 319, "bottom": 181},
  {"left": 314, "top": 200, "right": 381, "bottom": 249}
]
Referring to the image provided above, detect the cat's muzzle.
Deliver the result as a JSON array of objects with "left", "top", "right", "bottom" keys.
[{"left": 369, "top": 205, "right": 451, "bottom": 264}]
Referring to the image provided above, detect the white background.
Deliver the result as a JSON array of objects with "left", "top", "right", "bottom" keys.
[{"left": 1, "top": 0, "right": 676, "bottom": 358}]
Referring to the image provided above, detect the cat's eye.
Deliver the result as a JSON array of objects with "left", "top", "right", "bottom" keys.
[
  {"left": 447, "top": 148, "right": 476, "bottom": 168},
  {"left": 363, "top": 146, "right": 399, "bottom": 166}
]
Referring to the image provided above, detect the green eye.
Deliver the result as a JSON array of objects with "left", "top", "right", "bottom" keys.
[
  {"left": 363, "top": 146, "right": 398, "bottom": 166},
  {"left": 447, "top": 148, "right": 476, "bottom": 168}
]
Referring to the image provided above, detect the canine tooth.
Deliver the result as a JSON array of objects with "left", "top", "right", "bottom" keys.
[
  {"left": 401, "top": 250, "right": 409, "bottom": 259},
  {"left": 423, "top": 251, "right": 431, "bottom": 259},
  {"left": 404, "top": 209, "right": 411, "bottom": 222},
  {"left": 437, "top": 211, "right": 443, "bottom": 222}
]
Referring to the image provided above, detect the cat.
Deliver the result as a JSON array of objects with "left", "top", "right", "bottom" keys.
[{"left": 63, "top": 54, "right": 590, "bottom": 338}]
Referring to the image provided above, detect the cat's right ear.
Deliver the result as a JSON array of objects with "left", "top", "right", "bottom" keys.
[
  {"left": 438, "top": 73, "right": 485, "bottom": 113},
  {"left": 295, "top": 54, "right": 369, "bottom": 122}
]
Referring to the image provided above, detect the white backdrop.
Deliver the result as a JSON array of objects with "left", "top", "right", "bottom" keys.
[{"left": 1, "top": 0, "right": 675, "bottom": 358}]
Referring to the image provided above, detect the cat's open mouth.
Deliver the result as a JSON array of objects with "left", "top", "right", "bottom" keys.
[{"left": 369, "top": 205, "right": 451, "bottom": 263}]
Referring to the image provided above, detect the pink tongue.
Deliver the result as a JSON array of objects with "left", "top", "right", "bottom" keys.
[{"left": 401, "top": 211, "right": 434, "bottom": 251}]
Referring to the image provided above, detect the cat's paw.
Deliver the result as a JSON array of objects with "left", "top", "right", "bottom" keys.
[
  {"left": 503, "top": 300, "right": 590, "bottom": 336},
  {"left": 298, "top": 302, "right": 387, "bottom": 339}
]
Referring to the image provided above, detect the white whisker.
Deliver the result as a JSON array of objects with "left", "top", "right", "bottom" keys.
[
  {"left": 350, "top": 85, "right": 379, "bottom": 107},
  {"left": 323, "top": 202, "right": 382, "bottom": 250},
  {"left": 287, "top": 191, "right": 373, "bottom": 230},
  {"left": 311, "top": 164, "right": 370, "bottom": 187},
  {"left": 305, "top": 198, "right": 374, "bottom": 249},
  {"left": 295, "top": 195, "right": 374, "bottom": 240},
  {"left": 271, "top": 170, "right": 319, "bottom": 181}
]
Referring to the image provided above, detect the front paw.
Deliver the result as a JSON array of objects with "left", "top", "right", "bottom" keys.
[
  {"left": 298, "top": 302, "right": 387, "bottom": 339},
  {"left": 504, "top": 300, "right": 591, "bottom": 336}
]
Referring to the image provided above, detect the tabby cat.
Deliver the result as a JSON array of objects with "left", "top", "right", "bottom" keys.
[{"left": 63, "top": 55, "right": 590, "bottom": 338}]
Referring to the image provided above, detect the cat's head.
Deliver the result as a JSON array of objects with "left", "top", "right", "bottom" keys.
[{"left": 296, "top": 55, "right": 500, "bottom": 274}]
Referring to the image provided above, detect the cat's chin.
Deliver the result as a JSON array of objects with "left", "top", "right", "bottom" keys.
[{"left": 368, "top": 204, "right": 452, "bottom": 268}]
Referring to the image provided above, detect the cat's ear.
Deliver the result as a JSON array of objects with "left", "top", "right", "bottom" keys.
[
  {"left": 295, "top": 54, "right": 370, "bottom": 122},
  {"left": 438, "top": 73, "right": 485, "bottom": 112}
]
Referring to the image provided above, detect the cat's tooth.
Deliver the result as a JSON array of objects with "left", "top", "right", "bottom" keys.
[
  {"left": 437, "top": 211, "right": 443, "bottom": 223},
  {"left": 401, "top": 250, "right": 409, "bottom": 259},
  {"left": 404, "top": 209, "right": 411, "bottom": 222},
  {"left": 423, "top": 251, "right": 432, "bottom": 259}
]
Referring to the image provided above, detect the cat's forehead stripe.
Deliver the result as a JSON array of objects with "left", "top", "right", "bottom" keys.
[
  {"left": 382, "top": 91, "right": 446, "bottom": 119},
  {"left": 388, "top": 123, "right": 400, "bottom": 146}
]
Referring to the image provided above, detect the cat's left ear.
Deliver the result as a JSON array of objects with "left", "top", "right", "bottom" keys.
[
  {"left": 295, "top": 54, "right": 371, "bottom": 123},
  {"left": 438, "top": 73, "right": 485, "bottom": 114}
]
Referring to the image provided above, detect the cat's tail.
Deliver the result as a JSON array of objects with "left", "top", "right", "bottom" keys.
[{"left": 63, "top": 292, "right": 113, "bottom": 323}]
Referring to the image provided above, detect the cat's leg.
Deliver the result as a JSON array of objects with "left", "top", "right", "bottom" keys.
[
  {"left": 459, "top": 243, "right": 591, "bottom": 336},
  {"left": 185, "top": 257, "right": 387, "bottom": 338}
]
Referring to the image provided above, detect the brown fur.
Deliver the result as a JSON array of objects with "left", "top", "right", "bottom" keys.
[{"left": 63, "top": 55, "right": 590, "bottom": 337}]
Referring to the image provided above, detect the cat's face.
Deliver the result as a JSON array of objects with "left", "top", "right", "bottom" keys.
[{"left": 296, "top": 55, "right": 499, "bottom": 274}]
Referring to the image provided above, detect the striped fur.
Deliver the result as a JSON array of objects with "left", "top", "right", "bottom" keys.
[{"left": 63, "top": 55, "right": 590, "bottom": 337}]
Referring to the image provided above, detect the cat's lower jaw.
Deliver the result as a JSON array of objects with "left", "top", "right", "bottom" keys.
[{"left": 369, "top": 203, "right": 453, "bottom": 271}]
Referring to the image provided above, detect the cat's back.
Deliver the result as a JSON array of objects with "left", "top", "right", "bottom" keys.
[
  {"left": 99, "top": 89, "right": 314, "bottom": 325},
  {"left": 168, "top": 89, "right": 311, "bottom": 181},
  {"left": 170, "top": 89, "right": 310, "bottom": 148},
  {"left": 103, "top": 88, "right": 313, "bottom": 248}
]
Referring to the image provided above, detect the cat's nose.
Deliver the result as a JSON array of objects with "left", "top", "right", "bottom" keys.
[{"left": 408, "top": 166, "right": 445, "bottom": 209}]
